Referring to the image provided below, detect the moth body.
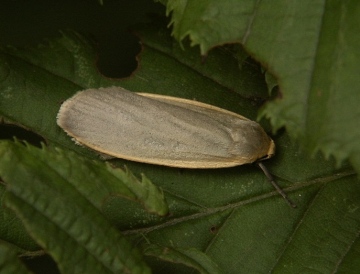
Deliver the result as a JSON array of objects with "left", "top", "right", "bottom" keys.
[{"left": 57, "top": 87, "right": 296, "bottom": 207}]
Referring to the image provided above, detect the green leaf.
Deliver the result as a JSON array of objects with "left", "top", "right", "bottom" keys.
[
  {"left": 0, "top": 241, "right": 32, "bottom": 274},
  {"left": 161, "top": 0, "right": 360, "bottom": 175},
  {"left": 0, "top": 140, "right": 163, "bottom": 273},
  {"left": 143, "top": 244, "right": 221, "bottom": 274},
  {"left": 0, "top": 140, "right": 168, "bottom": 217},
  {"left": 0, "top": 181, "right": 39, "bottom": 251},
  {"left": 0, "top": 18, "right": 359, "bottom": 273}
]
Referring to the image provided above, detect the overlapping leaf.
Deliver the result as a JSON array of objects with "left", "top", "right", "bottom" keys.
[{"left": 161, "top": 0, "right": 360, "bottom": 174}]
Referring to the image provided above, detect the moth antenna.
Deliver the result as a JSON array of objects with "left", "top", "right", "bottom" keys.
[{"left": 257, "top": 162, "right": 296, "bottom": 208}]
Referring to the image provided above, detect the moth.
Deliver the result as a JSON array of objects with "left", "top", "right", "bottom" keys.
[{"left": 57, "top": 87, "right": 295, "bottom": 207}]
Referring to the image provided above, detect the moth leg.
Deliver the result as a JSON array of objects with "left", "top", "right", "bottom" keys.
[{"left": 257, "top": 162, "right": 297, "bottom": 208}]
